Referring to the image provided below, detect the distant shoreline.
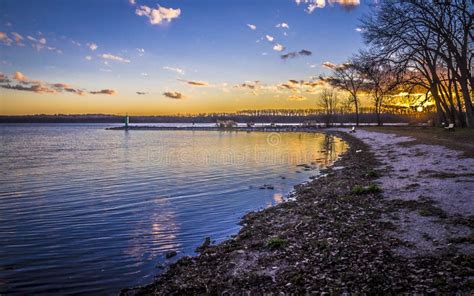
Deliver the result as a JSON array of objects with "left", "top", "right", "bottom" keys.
[{"left": 106, "top": 123, "right": 408, "bottom": 132}]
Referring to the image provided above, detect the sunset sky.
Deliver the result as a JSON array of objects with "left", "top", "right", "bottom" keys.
[{"left": 0, "top": 0, "right": 370, "bottom": 115}]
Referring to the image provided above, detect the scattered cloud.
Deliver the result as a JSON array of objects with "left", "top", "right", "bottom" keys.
[
  {"left": 135, "top": 5, "right": 181, "bottom": 25},
  {"left": 276, "top": 22, "right": 290, "bottom": 29},
  {"left": 136, "top": 91, "right": 148, "bottom": 95},
  {"left": 322, "top": 61, "right": 336, "bottom": 69},
  {"left": 13, "top": 71, "right": 28, "bottom": 82},
  {"left": 87, "top": 42, "right": 98, "bottom": 51},
  {"left": 265, "top": 35, "right": 274, "bottom": 42},
  {"left": 163, "top": 91, "right": 185, "bottom": 99},
  {"left": 281, "top": 49, "right": 312, "bottom": 59},
  {"left": 0, "top": 73, "right": 11, "bottom": 83},
  {"left": 89, "top": 89, "right": 117, "bottom": 95},
  {"left": 295, "top": 0, "right": 360, "bottom": 13},
  {"left": 11, "top": 32, "right": 24, "bottom": 45},
  {"left": 101, "top": 53, "right": 131, "bottom": 63},
  {"left": 281, "top": 52, "right": 298, "bottom": 59},
  {"left": 288, "top": 94, "right": 307, "bottom": 101},
  {"left": 163, "top": 66, "right": 184, "bottom": 75},
  {"left": 24, "top": 35, "right": 60, "bottom": 52},
  {"left": 85, "top": 55, "right": 92, "bottom": 61},
  {"left": 141, "top": 72, "right": 148, "bottom": 76},
  {"left": 129, "top": 0, "right": 136, "bottom": 4},
  {"left": 1, "top": 82, "right": 56, "bottom": 94},
  {"left": 0, "top": 32, "right": 13, "bottom": 46},
  {"left": 71, "top": 40, "right": 81, "bottom": 47},
  {"left": 0, "top": 71, "right": 116, "bottom": 96},
  {"left": 299, "top": 49, "right": 312, "bottom": 56},
  {"left": 136, "top": 48, "right": 145, "bottom": 56},
  {"left": 179, "top": 79, "right": 209, "bottom": 86},
  {"left": 247, "top": 24, "right": 257, "bottom": 30},
  {"left": 273, "top": 43, "right": 285, "bottom": 52}
]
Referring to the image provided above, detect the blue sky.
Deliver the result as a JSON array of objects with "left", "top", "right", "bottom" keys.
[{"left": 0, "top": 0, "right": 372, "bottom": 115}]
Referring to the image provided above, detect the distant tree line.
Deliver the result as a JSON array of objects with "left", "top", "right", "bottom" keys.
[
  {"left": 321, "top": 0, "right": 473, "bottom": 127},
  {"left": 0, "top": 112, "right": 431, "bottom": 125}
]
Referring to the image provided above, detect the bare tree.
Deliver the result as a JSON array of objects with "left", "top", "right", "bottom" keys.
[
  {"left": 317, "top": 88, "right": 339, "bottom": 127},
  {"left": 322, "top": 62, "right": 364, "bottom": 126},
  {"left": 355, "top": 51, "right": 404, "bottom": 126},
  {"left": 361, "top": 0, "right": 473, "bottom": 127}
]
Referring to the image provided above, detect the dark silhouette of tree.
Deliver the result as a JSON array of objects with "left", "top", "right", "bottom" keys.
[
  {"left": 322, "top": 62, "right": 365, "bottom": 126},
  {"left": 361, "top": 0, "right": 473, "bottom": 127},
  {"left": 317, "top": 88, "right": 339, "bottom": 127},
  {"left": 354, "top": 51, "right": 404, "bottom": 126}
]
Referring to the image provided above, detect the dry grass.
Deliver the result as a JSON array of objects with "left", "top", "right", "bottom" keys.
[{"left": 363, "top": 126, "right": 474, "bottom": 158}]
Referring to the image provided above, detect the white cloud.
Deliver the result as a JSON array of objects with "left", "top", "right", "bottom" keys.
[
  {"left": 163, "top": 66, "right": 185, "bottom": 75},
  {"left": 135, "top": 5, "right": 181, "bottom": 25},
  {"left": 11, "top": 32, "right": 23, "bottom": 43},
  {"left": 13, "top": 71, "right": 28, "bottom": 82},
  {"left": 247, "top": 24, "right": 257, "bottom": 30},
  {"left": 265, "top": 35, "right": 274, "bottom": 42},
  {"left": 276, "top": 22, "right": 289, "bottom": 29},
  {"left": 38, "top": 38, "right": 46, "bottom": 45},
  {"left": 85, "top": 56, "right": 92, "bottom": 61},
  {"left": 141, "top": 72, "right": 148, "bottom": 76},
  {"left": 322, "top": 61, "right": 336, "bottom": 69},
  {"left": 129, "top": 0, "right": 136, "bottom": 4},
  {"left": 87, "top": 43, "right": 98, "bottom": 51},
  {"left": 273, "top": 43, "right": 285, "bottom": 52},
  {"left": 0, "top": 32, "right": 13, "bottom": 46},
  {"left": 295, "top": 0, "right": 360, "bottom": 13},
  {"left": 101, "top": 53, "right": 131, "bottom": 63}
]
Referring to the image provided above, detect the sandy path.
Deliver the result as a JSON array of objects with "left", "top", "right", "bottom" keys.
[{"left": 338, "top": 128, "right": 474, "bottom": 257}]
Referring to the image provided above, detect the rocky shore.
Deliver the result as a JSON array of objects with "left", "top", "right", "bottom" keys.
[{"left": 123, "top": 131, "right": 473, "bottom": 295}]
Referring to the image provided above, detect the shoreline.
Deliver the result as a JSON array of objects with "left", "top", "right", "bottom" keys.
[{"left": 123, "top": 130, "right": 473, "bottom": 295}]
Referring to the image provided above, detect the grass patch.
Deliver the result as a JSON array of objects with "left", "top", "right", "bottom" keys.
[
  {"left": 366, "top": 170, "right": 379, "bottom": 178},
  {"left": 266, "top": 237, "right": 287, "bottom": 250},
  {"left": 352, "top": 184, "right": 381, "bottom": 195}
]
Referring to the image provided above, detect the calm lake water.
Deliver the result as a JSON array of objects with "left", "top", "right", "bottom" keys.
[{"left": 0, "top": 124, "right": 348, "bottom": 295}]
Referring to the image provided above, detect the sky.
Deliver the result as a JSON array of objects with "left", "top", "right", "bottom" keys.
[{"left": 0, "top": 0, "right": 372, "bottom": 115}]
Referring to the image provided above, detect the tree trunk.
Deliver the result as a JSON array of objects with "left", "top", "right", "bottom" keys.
[
  {"left": 459, "top": 79, "right": 474, "bottom": 127},
  {"left": 353, "top": 95, "right": 359, "bottom": 126}
]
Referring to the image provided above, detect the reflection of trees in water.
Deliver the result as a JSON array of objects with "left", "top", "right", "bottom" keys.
[{"left": 319, "top": 135, "right": 348, "bottom": 167}]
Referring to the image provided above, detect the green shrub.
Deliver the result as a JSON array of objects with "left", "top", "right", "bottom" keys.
[
  {"left": 366, "top": 170, "right": 378, "bottom": 178},
  {"left": 352, "top": 184, "right": 381, "bottom": 195},
  {"left": 266, "top": 237, "right": 286, "bottom": 250}
]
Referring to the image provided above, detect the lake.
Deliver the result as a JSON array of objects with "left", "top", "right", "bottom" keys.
[{"left": 0, "top": 124, "right": 348, "bottom": 295}]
